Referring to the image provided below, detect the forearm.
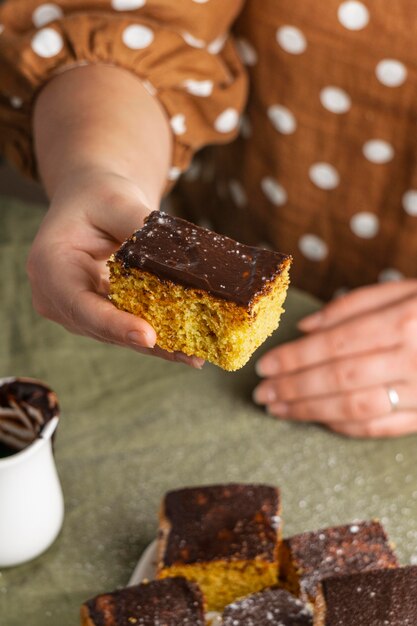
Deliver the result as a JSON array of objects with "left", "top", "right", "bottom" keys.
[{"left": 33, "top": 64, "right": 171, "bottom": 210}]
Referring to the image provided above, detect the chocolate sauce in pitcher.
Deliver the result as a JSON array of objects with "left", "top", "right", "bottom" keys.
[{"left": 0, "top": 379, "right": 60, "bottom": 458}]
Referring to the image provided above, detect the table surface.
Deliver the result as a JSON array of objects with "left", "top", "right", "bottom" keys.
[{"left": 1, "top": 197, "right": 417, "bottom": 626}]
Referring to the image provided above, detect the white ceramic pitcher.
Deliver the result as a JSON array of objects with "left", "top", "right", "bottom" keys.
[{"left": 0, "top": 394, "right": 64, "bottom": 567}]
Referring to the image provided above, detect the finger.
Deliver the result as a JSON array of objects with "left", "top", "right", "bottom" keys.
[
  {"left": 328, "top": 411, "right": 417, "bottom": 438},
  {"left": 265, "top": 382, "right": 417, "bottom": 424},
  {"left": 30, "top": 246, "right": 204, "bottom": 366},
  {"left": 69, "top": 289, "right": 157, "bottom": 348},
  {"left": 299, "top": 280, "right": 417, "bottom": 332},
  {"left": 60, "top": 314, "right": 204, "bottom": 368},
  {"left": 256, "top": 305, "right": 403, "bottom": 377},
  {"left": 254, "top": 347, "right": 409, "bottom": 403},
  {"left": 84, "top": 288, "right": 203, "bottom": 368},
  {"left": 33, "top": 248, "right": 156, "bottom": 347},
  {"left": 131, "top": 345, "right": 205, "bottom": 369},
  {"left": 61, "top": 262, "right": 203, "bottom": 365}
]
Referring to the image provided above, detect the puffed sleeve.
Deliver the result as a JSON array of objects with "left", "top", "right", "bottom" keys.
[{"left": 0, "top": 0, "right": 247, "bottom": 181}]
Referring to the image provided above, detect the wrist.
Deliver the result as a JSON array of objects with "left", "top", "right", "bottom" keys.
[
  {"left": 33, "top": 64, "right": 171, "bottom": 206},
  {"left": 48, "top": 167, "right": 153, "bottom": 225}
]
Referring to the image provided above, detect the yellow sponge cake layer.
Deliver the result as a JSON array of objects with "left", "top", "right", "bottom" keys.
[
  {"left": 108, "top": 212, "right": 291, "bottom": 371},
  {"left": 158, "top": 559, "right": 278, "bottom": 613},
  {"left": 157, "top": 484, "right": 282, "bottom": 612}
]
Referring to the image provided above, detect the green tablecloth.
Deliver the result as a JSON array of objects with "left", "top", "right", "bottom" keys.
[{"left": 0, "top": 197, "right": 416, "bottom": 626}]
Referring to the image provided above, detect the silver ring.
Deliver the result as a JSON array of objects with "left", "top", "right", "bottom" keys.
[{"left": 386, "top": 387, "right": 400, "bottom": 412}]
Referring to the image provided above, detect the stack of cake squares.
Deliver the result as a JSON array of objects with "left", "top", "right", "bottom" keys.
[{"left": 81, "top": 483, "right": 417, "bottom": 625}]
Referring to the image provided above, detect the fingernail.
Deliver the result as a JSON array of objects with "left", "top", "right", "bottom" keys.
[
  {"left": 255, "top": 359, "right": 280, "bottom": 377},
  {"left": 174, "top": 352, "right": 201, "bottom": 368},
  {"left": 127, "top": 330, "right": 155, "bottom": 349},
  {"left": 273, "top": 402, "right": 289, "bottom": 417},
  {"left": 253, "top": 385, "right": 277, "bottom": 405},
  {"left": 174, "top": 352, "right": 189, "bottom": 365},
  {"left": 176, "top": 353, "right": 205, "bottom": 369},
  {"left": 191, "top": 357, "right": 205, "bottom": 370},
  {"left": 298, "top": 311, "right": 322, "bottom": 332}
]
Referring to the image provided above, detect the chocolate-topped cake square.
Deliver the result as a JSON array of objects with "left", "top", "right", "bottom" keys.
[
  {"left": 314, "top": 566, "right": 417, "bottom": 626},
  {"left": 108, "top": 211, "right": 291, "bottom": 370},
  {"left": 222, "top": 587, "right": 312, "bottom": 625},
  {"left": 280, "top": 520, "right": 398, "bottom": 604},
  {"left": 157, "top": 483, "right": 282, "bottom": 612},
  {"left": 80, "top": 577, "right": 205, "bottom": 626}
]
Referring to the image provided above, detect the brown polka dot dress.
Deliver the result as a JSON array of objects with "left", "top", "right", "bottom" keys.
[{"left": 1, "top": 0, "right": 416, "bottom": 300}]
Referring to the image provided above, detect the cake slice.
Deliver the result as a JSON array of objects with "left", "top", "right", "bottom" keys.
[
  {"left": 280, "top": 520, "right": 398, "bottom": 605},
  {"left": 314, "top": 566, "right": 417, "bottom": 626},
  {"left": 157, "top": 483, "right": 282, "bottom": 612},
  {"left": 108, "top": 211, "right": 291, "bottom": 371},
  {"left": 222, "top": 587, "right": 312, "bottom": 625},
  {"left": 80, "top": 577, "right": 205, "bottom": 626}
]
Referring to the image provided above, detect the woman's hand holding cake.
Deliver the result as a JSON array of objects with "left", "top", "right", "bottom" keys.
[
  {"left": 27, "top": 65, "right": 201, "bottom": 368},
  {"left": 254, "top": 281, "right": 417, "bottom": 438}
]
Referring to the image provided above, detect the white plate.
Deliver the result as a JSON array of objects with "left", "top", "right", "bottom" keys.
[
  {"left": 128, "top": 539, "right": 158, "bottom": 586},
  {"left": 128, "top": 540, "right": 221, "bottom": 624}
]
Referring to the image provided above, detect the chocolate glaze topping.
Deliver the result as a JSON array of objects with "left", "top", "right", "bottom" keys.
[
  {"left": 282, "top": 520, "right": 398, "bottom": 601},
  {"left": 162, "top": 483, "right": 281, "bottom": 565},
  {"left": 84, "top": 578, "right": 205, "bottom": 626},
  {"left": 114, "top": 212, "right": 291, "bottom": 307},
  {"left": 0, "top": 378, "right": 59, "bottom": 454},
  {"left": 222, "top": 587, "right": 312, "bottom": 626},
  {"left": 321, "top": 566, "right": 417, "bottom": 625}
]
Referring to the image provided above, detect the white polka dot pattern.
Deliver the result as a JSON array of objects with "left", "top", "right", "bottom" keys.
[
  {"left": 5, "top": 0, "right": 415, "bottom": 298},
  {"left": 184, "top": 160, "right": 202, "bottom": 182},
  {"left": 229, "top": 179, "right": 247, "bottom": 208},
  {"left": 183, "top": 79, "right": 213, "bottom": 97},
  {"left": 32, "top": 4, "right": 63, "bottom": 28},
  {"left": 10, "top": 96, "right": 23, "bottom": 109},
  {"left": 267, "top": 105, "right": 297, "bottom": 134},
  {"left": 276, "top": 26, "right": 307, "bottom": 55},
  {"left": 309, "top": 163, "right": 340, "bottom": 189},
  {"left": 181, "top": 31, "right": 205, "bottom": 48},
  {"left": 122, "top": 24, "right": 154, "bottom": 49},
  {"left": 207, "top": 33, "right": 227, "bottom": 54},
  {"left": 236, "top": 38, "right": 258, "bottom": 66},
  {"left": 363, "top": 140, "right": 394, "bottom": 164},
  {"left": 378, "top": 268, "right": 404, "bottom": 282},
  {"left": 112, "top": 0, "right": 146, "bottom": 9},
  {"left": 299, "top": 234, "right": 328, "bottom": 261},
  {"left": 168, "top": 166, "right": 181, "bottom": 181},
  {"left": 214, "top": 108, "right": 239, "bottom": 133},
  {"left": 31, "top": 28, "right": 63, "bottom": 57},
  {"left": 402, "top": 190, "right": 417, "bottom": 216},
  {"left": 142, "top": 79, "right": 157, "bottom": 96},
  {"left": 338, "top": 1, "right": 370, "bottom": 30},
  {"left": 402, "top": 189, "right": 417, "bottom": 217},
  {"left": 350, "top": 212, "right": 379, "bottom": 238},
  {"left": 170, "top": 114, "right": 187, "bottom": 135},
  {"left": 320, "top": 86, "right": 351, "bottom": 114},
  {"left": 376, "top": 59, "right": 407, "bottom": 87},
  {"left": 261, "top": 177, "right": 287, "bottom": 206}
]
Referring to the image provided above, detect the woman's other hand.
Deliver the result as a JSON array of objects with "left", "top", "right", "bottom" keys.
[{"left": 254, "top": 281, "right": 417, "bottom": 437}]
